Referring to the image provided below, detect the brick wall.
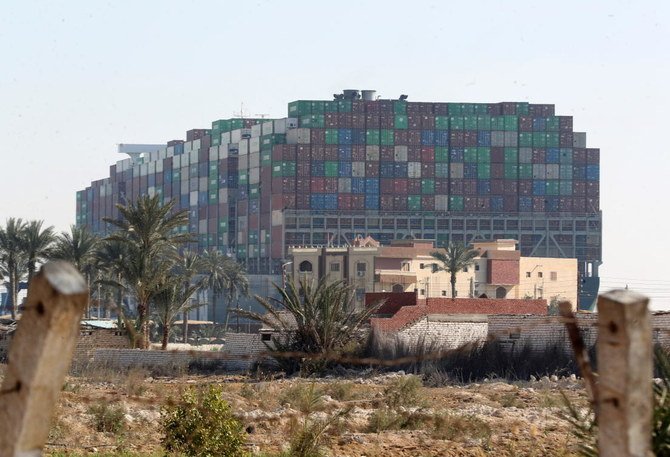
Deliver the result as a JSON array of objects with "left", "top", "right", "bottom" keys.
[
  {"left": 395, "top": 317, "right": 488, "bottom": 350},
  {"left": 366, "top": 292, "right": 417, "bottom": 315},
  {"left": 74, "top": 328, "right": 129, "bottom": 360},
  {"left": 488, "top": 259, "right": 520, "bottom": 285}
]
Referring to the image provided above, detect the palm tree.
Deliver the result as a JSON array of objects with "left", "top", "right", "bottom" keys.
[
  {"left": 104, "top": 195, "right": 191, "bottom": 348},
  {"left": 153, "top": 272, "right": 205, "bottom": 350},
  {"left": 222, "top": 260, "right": 249, "bottom": 332},
  {"left": 235, "top": 276, "right": 381, "bottom": 373},
  {"left": 174, "top": 249, "right": 204, "bottom": 343},
  {"left": 52, "top": 225, "right": 99, "bottom": 272},
  {"left": 21, "top": 220, "right": 56, "bottom": 285},
  {"left": 430, "top": 242, "right": 480, "bottom": 299},
  {"left": 200, "top": 249, "right": 233, "bottom": 325},
  {"left": 0, "top": 218, "right": 28, "bottom": 318},
  {"left": 94, "top": 239, "right": 132, "bottom": 331}
]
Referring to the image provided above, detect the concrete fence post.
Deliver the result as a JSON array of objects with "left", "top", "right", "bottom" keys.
[
  {"left": 0, "top": 261, "right": 88, "bottom": 457},
  {"left": 597, "top": 289, "right": 652, "bottom": 457}
]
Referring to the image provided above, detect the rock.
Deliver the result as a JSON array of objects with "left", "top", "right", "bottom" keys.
[
  {"left": 540, "top": 376, "right": 550, "bottom": 383},
  {"left": 569, "top": 374, "right": 577, "bottom": 381},
  {"left": 136, "top": 410, "right": 161, "bottom": 422},
  {"left": 530, "top": 375, "right": 537, "bottom": 382},
  {"left": 550, "top": 375, "right": 558, "bottom": 382},
  {"left": 124, "top": 413, "right": 134, "bottom": 423}
]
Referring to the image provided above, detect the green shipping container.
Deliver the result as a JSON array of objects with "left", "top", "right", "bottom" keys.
[
  {"left": 504, "top": 163, "right": 518, "bottom": 179},
  {"left": 546, "top": 116, "right": 559, "bottom": 131},
  {"left": 560, "top": 180, "right": 572, "bottom": 195},
  {"left": 325, "top": 129, "right": 339, "bottom": 145},
  {"left": 504, "top": 148, "right": 518, "bottom": 163},
  {"left": 288, "top": 100, "right": 311, "bottom": 117},
  {"left": 490, "top": 116, "right": 505, "bottom": 130},
  {"left": 324, "top": 101, "right": 339, "bottom": 113},
  {"left": 435, "top": 163, "right": 449, "bottom": 177},
  {"left": 209, "top": 190, "right": 218, "bottom": 203},
  {"left": 504, "top": 115, "right": 518, "bottom": 131},
  {"left": 450, "top": 196, "right": 464, "bottom": 211},
  {"left": 478, "top": 163, "right": 491, "bottom": 179},
  {"left": 366, "top": 129, "right": 381, "bottom": 145},
  {"left": 448, "top": 103, "right": 463, "bottom": 116},
  {"left": 464, "top": 147, "right": 478, "bottom": 163},
  {"left": 212, "top": 119, "right": 231, "bottom": 131},
  {"left": 435, "top": 116, "right": 449, "bottom": 129},
  {"left": 560, "top": 164, "right": 572, "bottom": 179},
  {"left": 394, "top": 115, "right": 408, "bottom": 129},
  {"left": 230, "top": 119, "right": 244, "bottom": 130},
  {"left": 393, "top": 100, "right": 407, "bottom": 114},
  {"left": 272, "top": 161, "right": 296, "bottom": 177},
  {"left": 310, "top": 101, "right": 325, "bottom": 114},
  {"left": 421, "top": 179, "right": 434, "bottom": 194},
  {"left": 249, "top": 185, "right": 260, "bottom": 199},
  {"left": 337, "top": 100, "right": 352, "bottom": 112},
  {"left": 463, "top": 116, "right": 477, "bottom": 130},
  {"left": 450, "top": 116, "right": 464, "bottom": 130},
  {"left": 519, "top": 164, "right": 533, "bottom": 179},
  {"left": 462, "top": 104, "right": 476, "bottom": 115},
  {"left": 546, "top": 181, "right": 559, "bottom": 195},
  {"left": 261, "top": 152, "right": 272, "bottom": 166},
  {"left": 519, "top": 133, "right": 533, "bottom": 147},
  {"left": 239, "top": 172, "right": 248, "bottom": 184},
  {"left": 408, "top": 195, "right": 421, "bottom": 211},
  {"left": 477, "top": 115, "right": 491, "bottom": 131},
  {"left": 380, "top": 129, "right": 394, "bottom": 145},
  {"left": 532, "top": 132, "right": 546, "bottom": 147},
  {"left": 477, "top": 147, "right": 491, "bottom": 163},
  {"left": 546, "top": 132, "right": 559, "bottom": 148},
  {"left": 301, "top": 114, "right": 324, "bottom": 128},
  {"left": 218, "top": 219, "right": 228, "bottom": 231},
  {"left": 474, "top": 103, "right": 489, "bottom": 115},
  {"left": 435, "top": 146, "right": 449, "bottom": 162},
  {"left": 325, "top": 161, "right": 338, "bottom": 177},
  {"left": 516, "top": 102, "right": 530, "bottom": 115},
  {"left": 262, "top": 133, "right": 286, "bottom": 147}
]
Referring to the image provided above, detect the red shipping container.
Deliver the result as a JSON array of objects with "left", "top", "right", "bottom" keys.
[
  {"left": 296, "top": 178, "right": 311, "bottom": 193},
  {"left": 586, "top": 197, "right": 599, "bottom": 210},
  {"left": 325, "top": 113, "right": 338, "bottom": 128},
  {"left": 352, "top": 100, "right": 365, "bottom": 113},
  {"left": 338, "top": 194, "right": 352, "bottom": 210},
  {"left": 379, "top": 100, "right": 393, "bottom": 112},
  {"left": 393, "top": 178, "right": 408, "bottom": 194},
  {"left": 282, "top": 177, "right": 295, "bottom": 193},
  {"left": 450, "top": 179, "right": 464, "bottom": 194},
  {"left": 324, "top": 146, "right": 338, "bottom": 160},
  {"left": 487, "top": 103, "right": 503, "bottom": 115},
  {"left": 491, "top": 163, "right": 504, "bottom": 179},
  {"left": 297, "top": 162, "right": 311, "bottom": 177},
  {"left": 311, "top": 177, "right": 325, "bottom": 192},
  {"left": 532, "top": 149, "right": 546, "bottom": 163},
  {"left": 559, "top": 197, "right": 573, "bottom": 212},
  {"left": 338, "top": 113, "right": 352, "bottom": 128},
  {"left": 394, "top": 130, "right": 408, "bottom": 145},
  {"left": 352, "top": 145, "right": 366, "bottom": 161},
  {"left": 519, "top": 180, "right": 532, "bottom": 196},
  {"left": 365, "top": 162, "right": 379, "bottom": 177},
  {"left": 296, "top": 194, "right": 310, "bottom": 209},
  {"left": 352, "top": 114, "right": 365, "bottom": 129},
  {"left": 573, "top": 198, "right": 586, "bottom": 213},
  {"left": 406, "top": 102, "right": 420, "bottom": 115},
  {"left": 464, "top": 197, "right": 478, "bottom": 211},
  {"left": 422, "top": 196, "right": 435, "bottom": 210},
  {"left": 491, "top": 179, "right": 504, "bottom": 194},
  {"left": 408, "top": 179, "right": 421, "bottom": 194},
  {"left": 477, "top": 197, "right": 490, "bottom": 211},
  {"left": 432, "top": 103, "right": 447, "bottom": 115},
  {"left": 272, "top": 177, "right": 283, "bottom": 192},
  {"left": 324, "top": 178, "right": 337, "bottom": 192},
  {"left": 463, "top": 131, "right": 478, "bottom": 147},
  {"left": 421, "top": 146, "right": 435, "bottom": 162},
  {"left": 237, "top": 201, "right": 247, "bottom": 216},
  {"left": 261, "top": 167, "right": 272, "bottom": 183},
  {"left": 393, "top": 196, "right": 407, "bottom": 211},
  {"left": 271, "top": 226, "right": 284, "bottom": 258},
  {"left": 573, "top": 148, "right": 586, "bottom": 164},
  {"left": 407, "top": 130, "right": 421, "bottom": 145},
  {"left": 501, "top": 102, "right": 516, "bottom": 115},
  {"left": 365, "top": 113, "right": 380, "bottom": 127},
  {"left": 435, "top": 178, "right": 449, "bottom": 194},
  {"left": 559, "top": 132, "right": 573, "bottom": 148},
  {"left": 573, "top": 181, "right": 586, "bottom": 196},
  {"left": 503, "top": 196, "right": 517, "bottom": 211},
  {"left": 586, "top": 181, "right": 599, "bottom": 197},
  {"left": 463, "top": 179, "right": 477, "bottom": 195},
  {"left": 407, "top": 146, "right": 421, "bottom": 161},
  {"left": 559, "top": 116, "right": 573, "bottom": 132},
  {"left": 249, "top": 214, "right": 259, "bottom": 227},
  {"left": 421, "top": 115, "right": 435, "bottom": 129},
  {"left": 310, "top": 129, "right": 326, "bottom": 144},
  {"left": 381, "top": 178, "right": 395, "bottom": 193},
  {"left": 381, "top": 146, "right": 394, "bottom": 161},
  {"left": 380, "top": 113, "right": 394, "bottom": 129},
  {"left": 296, "top": 145, "right": 310, "bottom": 160},
  {"left": 283, "top": 194, "right": 296, "bottom": 209},
  {"left": 503, "top": 180, "right": 518, "bottom": 195},
  {"left": 450, "top": 131, "right": 464, "bottom": 147},
  {"left": 407, "top": 115, "right": 421, "bottom": 129},
  {"left": 533, "top": 197, "right": 546, "bottom": 212},
  {"left": 380, "top": 195, "right": 394, "bottom": 210},
  {"left": 365, "top": 101, "right": 380, "bottom": 114},
  {"left": 586, "top": 148, "right": 600, "bottom": 164},
  {"left": 491, "top": 147, "right": 504, "bottom": 163},
  {"left": 519, "top": 116, "right": 533, "bottom": 131},
  {"left": 198, "top": 149, "right": 209, "bottom": 162},
  {"left": 351, "top": 195, "right": 364, "bottom": 209},
  {"left": 421, "top": 163, "right": 435, "bottom": 177},
  {"left": 312, "top": 145, "right": 326, "bottom": 160}
]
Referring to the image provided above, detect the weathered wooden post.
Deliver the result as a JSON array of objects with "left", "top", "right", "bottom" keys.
[
  {"left": 0, "top": 261, "right": 88, "bottom": 457},
  {"left": 597, "top": 289, "right": 652, "bottom": 457}
]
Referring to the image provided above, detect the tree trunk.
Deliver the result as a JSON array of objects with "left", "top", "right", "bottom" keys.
[
  {"left": 182, "top": 313, "right": 188, "bottom": 343},
  {"left": 161, "top": 322, "right": 170, "bottom": 350},
  {"left": 212, "top": 290, "right": 217, "bottom": 324},
  {"left": 27, "top": 260, "right": 36, "bottom": 286},
  {"left": 450, "top": 272, "right": 457, "bottom": 299},
  {"left": 137, "top": 300, "right": 149, "bottom": 349},
  {"left": 10, "top": 268, "right": 18, "bottom": 319}
]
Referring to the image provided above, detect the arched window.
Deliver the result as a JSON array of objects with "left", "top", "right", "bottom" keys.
[
  {"left": 496, "top": 287, "right": 507, "bottom": 299},
  {"left": 299, "top": 260, "right": 313, "bottom": 273},
  {"left": 392, "top": 284, "right": 404, "bottom": 293}
]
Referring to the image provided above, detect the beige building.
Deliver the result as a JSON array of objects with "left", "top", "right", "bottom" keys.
[{"left": 289, "top": 237, "right": 579, "bottom": 309}]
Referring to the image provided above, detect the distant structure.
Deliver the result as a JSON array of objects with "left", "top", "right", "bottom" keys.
[{"left": 76, "top": 90, "right": 601, "bottom": 312}]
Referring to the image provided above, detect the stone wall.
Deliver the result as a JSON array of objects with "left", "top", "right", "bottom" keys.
[
  {"left": 89, "top": 348, "right": 253, "bottom": 372},
  {"left": 396, "top": 316, "right": 488, "bottom": 350}
]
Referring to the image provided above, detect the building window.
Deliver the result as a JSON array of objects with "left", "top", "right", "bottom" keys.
[
  {"left": 330, "top": 262, "right": 340, "bottom": 272},
  {"left": 496, "top": 287, "right": 507, "bottom": 299},
  {"left": 392, "top": 284, "right": 404, "bottom": 293},
  {"left": 463, "top": 267, "right": 468, "bottom": 273},
  {"left": 356, "top": 262, "right": 366, "bottom": 277},
  {"left": 432, "top": 264, "right": 438, "bottom": 273},
  {"left": 550, "top": 271, "right": 558, "bottom": 281},
  {"left": 401, "top": 262, "right": 410, "bottom": 272},
  {"left": 475, "top": 264, "right": 480, "bottom": 271},
  {"left": 526, "top": 272, "right": 531, "bottom": 278},
  {"left": 261, "top": 333, "right": 272, "bottom": 342},
  {"left": 441, "top": 290, "right": 447, "bottom": 296},
  {"left": 299, "top": 260, "right": 313, "bottom": 273},
  {"left": 420, "top": 289, "right": 425, "bottom": 296},
  {"left": 538, "top": 272, "right": 543, "bottom": 278},
  {"left": 355, "top": 288, "right": 365, "bottom": 301},
  {"left": 420, "top": 263, "right": 425, "bottom": 269}
]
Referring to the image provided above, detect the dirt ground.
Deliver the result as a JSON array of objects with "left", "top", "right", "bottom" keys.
[{"left": 14, "top": 365, "right": 591, "bottom": 457}]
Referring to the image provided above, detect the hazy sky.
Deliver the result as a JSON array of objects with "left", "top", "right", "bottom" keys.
[{"left": 1, "top": 1, "right": 669, "bottom": 307}]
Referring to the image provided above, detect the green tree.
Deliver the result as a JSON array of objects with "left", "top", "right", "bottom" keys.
[
  {"left": 236, "top": 277, "right": 380, "bottom": 374},
  {"left": 222, "top": 260, "right": 249, "bottom": 332},
  {"left": 52, "top": 225, "right": 99, "bottom": 272},
  {"left": 21, "top": 219, "right": 56, "bottom": 284},
  {"left": 0, "top": 218, "right": 28, "bottom": 318},
  {"left": 174, "top": 249, "right": 205, "bottom": 343},
  {"left": 103, "top": 195, "right": 191, "bottom": 348},
  {"left": 200, "top": 249, "right": 246, "bottom": 326},
  {"left": 153, "top": 271, "right": 204, "bottom": 349},
  {"left": 430, "top": 242, "right": 480, "bottom": 298}
]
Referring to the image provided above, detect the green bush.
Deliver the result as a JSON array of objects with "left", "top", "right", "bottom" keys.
[
  {"left": 384, "top": 375, "right": 424, "bottom": 408},
  {"left": 161, "top": 386, "right": 248, "bottom": 457},
  {"left": 88, "top": 402, "right": 126, "bottom": 434}
]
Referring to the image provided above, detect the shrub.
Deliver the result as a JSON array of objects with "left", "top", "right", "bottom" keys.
[
  {"left": 278, "top": 382, "right": 325, "bottom": 414},
  {"left": 383, "top": 375, "right": 424, "bottom": 408},
  {"left": 161, "top": 385, "right": 248, "bottom": 457},
  {"left": 433, "top": 413, "right": 492, "bottom": 444},
  {"left": 88, "top": 402, "right": 126, "bottom": 434}
]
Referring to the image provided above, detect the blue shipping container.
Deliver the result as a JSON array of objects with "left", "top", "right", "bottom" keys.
[
  {"left": 519, "top": 197, "right": 532, "bottom": 212},
  {"left": 380, "top": 163, "right": 394, "bottom": 178},
  {"left": 477, "top": 131, "right": 491, "bottom": 147},
  {"left": 450, "top": 148, "right": 464, "bottom": 162},
  {"left": 421, "top": 130, "right": 435, "bottom": 146},
  {"left": 338, "top": 145, "right": 352, "bottom": 161},
  {"left": 324, "top": 194, "right": 338, "bottom": 210},
  {"left": 351, "top": 178, "right": 365, "bottom": 193},
  {"left": 533, "top": 118, "right": 546, "bottom": 131},
  {"left": 491, "top": 196, "right": 504, "bottom": 211},
  {"left": 546, "top": 197, "right": 559, "bottom": 212},
  {"left": 435, "top": 130, "right": 449, "bottom": 146},
  {"left": 352, "top": 129, "right": 366, "bottom": 144},
  {"left": 365, "top": 178, "right": 380, "bottom": 193},
  {"left": 546, "top": 148, "right": 560, "bottom": 163},
  {"left": 338, "top": 162, "right": 352, "bottom": 177},
  {"left": 533, "top": 180, "right": 546, "bottom": 196},
  {"left": 394, "top": 163, "right": 408, "bottom": 177},
  {"left": 464, "top": 163, "right": 477, "bottom": 178},
  {"left": 365, "top": 193, "right": 379, "bottom": 209},
  {"left": 477, "top": 180, "right": 491, "bottom": 194},
  {"left": 338, "top": 129, "right": 353, "bottom": 145},
  {"left": 573, "top": 165, "right": 586, "bottom": 180},
  {"left": 311, "top": 161, "right": 325, "bottom": 176},
  {"left": 311, "top": 194, "right": 326, "bottom": 209},
  {"left": 586, "top": 165, "right": 599, "bottom": 181}
]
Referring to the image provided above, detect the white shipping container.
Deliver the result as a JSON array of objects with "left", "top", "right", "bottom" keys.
[
  {"left": 148, "top": 187, "right": 155, "bottom": 197},
  {"left": 338, "top": 178, "right": 351, "bottom": 193},
  {"left": 519, "top": 148, "right": 533, "bottom": 163},
  {"left": 239, "top": 139, "right": 249, "bottom": 156},
  {"left": 218, "top": 144, "right": 228, "bottom": 159},
  {"left": 190, "top": 191, "right": 198, "bottom": 206},
  {"left": 394, "top": 146, "right": 408, "bottom": 162},
  {"left": 262, "top": 121, "right": 274, "bottom": 135},
  {"left": 436, "top": 195, "right": 449, "bottom": 211},
  {"left": 352, "top": 162, "right": 365, "bottom": 177},
  {"left": 181, "top": 180, "right": 189, "bottom": 194},
  {"left": 199, "top": 177, "right": 207, "bottom": 192},
  {"left": 199, "top": 220, "right": 207, "bottom": 234},
  {"left": 365, "top": 146, "right": 380, "bottom": 161},
  {"left": 192, "top": 139, "right": 201, "bottom": 150},
  {"left": 209, "top": 146, "right": 218, "bottom": 161},
  {"left": 231, "top": 129, "right": 243, "bottom": 143},
  {"left": 167, "top": 146, "right": 175, "bottom": 156},
  {"left": 156, "top": 160, "right": 163, "bottom": 173},
  {"left": 504, "top": 132, "right": 518, "bottom": 147},
  {"left": 148, "top": 162, "right": 156, "bottom": 174},
  {"left": 286, "top": 117, "right": 298, "bottom": 129},
  {"left": 184, "top": 141, "right": 193, "bottom": 153},
  {"left": 286, "top": 128, "right": 311, "bottom": 144},
  {"left": 181, "top": 166, "right": 189, "bottom": 182},
  {"left": 546, "top": 164, "right": 560, "bottom": 179},
  {"left": 251, "top": 124, "right": 262, "bottom": 138},
  {"left": 218, "top": 189, "right": 228, "bottom": 203},
  {"left": 533, "top": 164, "right": 547, "bottom": 179},
  {"left": 491, "top": 131, "right": 505, "bottom": 147},
  {"left": 408, "top": 162, "right": 422, "bottom": 178},
  {"left": 450, "top": 163, "right": 464, "bottom": 179},
  {"left": 189, "top": 177, "right": 198, "bottom": 192},
  {"left": 272, "top": 210, "right": 283, "bottom": 226},
  {"left": 249, "top": 168, "right": 260, "bottom": 184},
  {"left": 140, "top": 163, "right": 148, "bottom": 177},
  {"left": 172, "top": 155, "right": 181, "bottom": 168},
  {"left": 573, "top": 132, "right": 587, "bottom": 148},
  {"left": 221, "top": 132, "right": 231, "bottom": 144},
  {"left": 249, "top": 152, "right": 260, "bottom": 168},
  {"left": 249, "top": 137, "right": 261, "bottom": 153}
]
